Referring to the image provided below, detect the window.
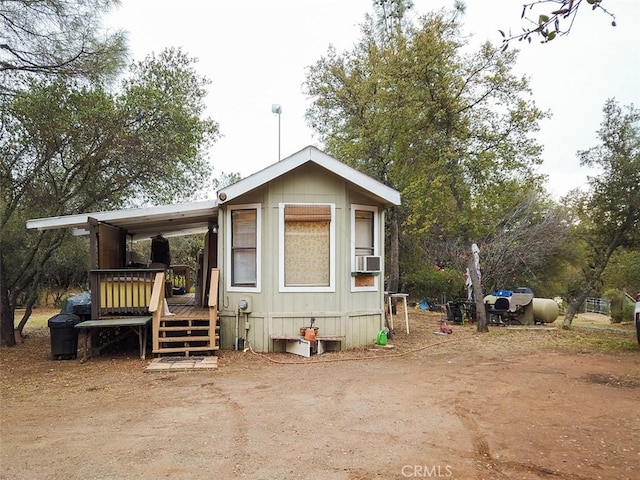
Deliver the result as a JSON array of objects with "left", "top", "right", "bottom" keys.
[
  {"left": 351, "top": 205, "right": 379, "bottom": 291},
  {"left": 355, "top": 210, "right": 374, "bottom": 256},
  {"left": 228, "top": 205, "right": 260, "bottom": 291},
  {"left": 279, "top": 203, "right": 335, "bottom": 292}
]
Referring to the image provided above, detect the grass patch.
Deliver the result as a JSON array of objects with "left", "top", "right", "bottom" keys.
[
  {"left": 545, "top": 327, "right": 639, "bottom": 352},
  {"left": 535, "top": 313, "right": 639, "bottom": 353},
  {"left": 577, "top": 335, "right": 639, "bottom": 351},
  {"left": 15, "top": 307, "right": 59, "bottom": 331}
]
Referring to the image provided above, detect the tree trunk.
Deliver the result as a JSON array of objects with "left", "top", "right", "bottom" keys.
[
  {"left": 387, "top": 207, "right": 400, "bottom": 293},
  {"left": 563, "top": 233, "right": 622, "bottom": 328},
  {"left": 467, "top": 249, "right": 488, "bottom": 333},
  {"left": 0, "top": 250, "right": 17, "bottom": 347},
  {"left": 563, "top": 264, "right": 608, "bottom": 328},
  {"left": 15, "top": 281, "right": 40, "bottom": 336},
  {"left": 562, "top": 299, "right": 581, "bottom": 328}
]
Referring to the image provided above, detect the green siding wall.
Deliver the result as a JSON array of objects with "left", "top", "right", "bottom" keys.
[{"left": 217, "top": 162, "right": 387, "bottom": 352}]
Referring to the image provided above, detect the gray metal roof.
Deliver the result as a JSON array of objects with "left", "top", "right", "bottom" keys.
[{"left": 26, "top": 200, "right": 218, "bottom": 240}]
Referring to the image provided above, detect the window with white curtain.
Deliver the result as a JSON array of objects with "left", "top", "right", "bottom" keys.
[{"left": 279, "top": 203, "right": 335, "bottom": 292}]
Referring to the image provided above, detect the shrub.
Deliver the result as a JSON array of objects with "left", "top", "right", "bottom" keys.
[
  {"left": 604, "top": 289, "right": 634, "bottom": 323},
  {"left": 403, "top": 266, "right": 465, "bottom": 302}
]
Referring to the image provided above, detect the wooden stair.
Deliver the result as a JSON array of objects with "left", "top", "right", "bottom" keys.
[
  {"left": 150, "top": 269, "right": 220, "bottom": 357},
  {"left": 156, "top": 308, "right": 219, "bottom": 356}
]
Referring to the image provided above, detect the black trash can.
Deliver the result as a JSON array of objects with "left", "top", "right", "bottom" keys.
[{"left": 48, "top": 313, "right": 81, "bottom": 360}]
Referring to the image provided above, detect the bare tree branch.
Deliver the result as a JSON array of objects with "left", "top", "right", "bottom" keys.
[{"left": 499, "top": 0, "right": 616, "bottom": 45}]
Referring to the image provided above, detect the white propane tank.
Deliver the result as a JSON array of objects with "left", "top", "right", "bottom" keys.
[{"left": 532, "top": 298, "right": 559, "bottom": 323}]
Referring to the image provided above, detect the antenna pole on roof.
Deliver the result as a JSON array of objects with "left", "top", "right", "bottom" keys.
[{"left": 272, "top": 104, "right": 282, "bottom": 161}]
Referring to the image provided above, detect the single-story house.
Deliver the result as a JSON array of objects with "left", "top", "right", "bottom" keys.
[{"left": 27, "top": 146, "right": 401, "bottom": 355}]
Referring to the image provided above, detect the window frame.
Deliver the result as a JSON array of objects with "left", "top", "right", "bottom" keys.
[
  {"left": 351, "top": 204, "right": 379, "bottom": 292},
  {"left": 278, "top": 202, "right": 336, "bottom": 293},
  {"left": 226, "top": 203, "right": 261, "bottom": 293}
]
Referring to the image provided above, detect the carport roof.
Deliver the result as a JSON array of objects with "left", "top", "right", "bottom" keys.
[{"left": 26, "top": 200, "right": 218, "bottom": 240}]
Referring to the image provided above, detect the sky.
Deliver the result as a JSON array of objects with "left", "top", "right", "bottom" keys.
[{"left": 103, "top": 0, "right": 639, "bottom": 200}]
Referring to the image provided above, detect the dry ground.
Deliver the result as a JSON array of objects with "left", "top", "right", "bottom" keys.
[{"left": 1, "top": 308, "right": 639, "bottom": 480}]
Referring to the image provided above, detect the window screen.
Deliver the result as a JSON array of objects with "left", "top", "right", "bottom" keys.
[
  {"left": 284, "top": 204, "right": 331, "bottom": 286},
  {"left": 355, "top": 210, "right": 374, "bottom": 256},
  {"left": 231, "top": 209, "right": 257, "bottom": 286}
]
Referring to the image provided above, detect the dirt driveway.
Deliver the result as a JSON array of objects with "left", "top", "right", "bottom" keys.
[{"left": 1, "top": 311, "right": 639, "bottom": 480}]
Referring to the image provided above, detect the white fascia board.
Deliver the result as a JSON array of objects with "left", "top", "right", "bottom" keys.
[
  {"left": 72, "top": 225, "right": 209, "bottom": 240},
  {"left": 26, "top": 200, "right": 218, "bottom": 231},
  {"left": 217, "top": 155, "right": 306, "bottom": 203},
  {"left": 128, "top": 226, "right": 210, "bottom": 240},
  {"left": 27, "top": 213, "right": 92, "bottom": 231},
  {"left": 217, "top": 145, "right": 401, "bottom": 206}
]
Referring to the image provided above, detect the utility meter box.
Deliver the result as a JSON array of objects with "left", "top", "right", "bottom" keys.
[{"left": 238, "top": 297, "right": 252, "bottom": 314}]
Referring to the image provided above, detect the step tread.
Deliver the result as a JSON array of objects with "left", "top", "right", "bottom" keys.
[
  {"left": 160, "top": 317, "right": 212, "bottom": 322},
  {"left": 159, "top": 325, "right": 211, "bottom": 331},
  {"left": 158, "top": 336, "right": 213, "bottom": 342},
  {"left": 154, "top": 346, "right": 220, "bottom": 354}
]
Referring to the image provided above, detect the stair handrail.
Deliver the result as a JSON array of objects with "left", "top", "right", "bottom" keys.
[
  {"left": 208, "top": 269, "right": 219, "bottom": 336},
  {"left": 208, "top": 268, "right": 219, "bottom": 308},
  {"left": 148, "top": 271, "right": 166, "bottom": 312},
  {"left": 149, "top": 271, "right": 166, "bottom": 353}
]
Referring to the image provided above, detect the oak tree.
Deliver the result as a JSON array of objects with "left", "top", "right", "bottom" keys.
[
  {"left": 562, "top": 100, "right": 640, "bottom": 327},
  {"left": 1, "top": 43, "right": 219, "bottom": 345},
  {"left": 305, "top": 4, "right": 547, "bottom": 331}
]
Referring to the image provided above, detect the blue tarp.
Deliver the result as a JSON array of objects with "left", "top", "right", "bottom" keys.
[
  {"left": 61, "top": 291, "right": 91, "bottom": 317},
  {"left": 492, "top": 289, "right": 513, "bottom": 297}
]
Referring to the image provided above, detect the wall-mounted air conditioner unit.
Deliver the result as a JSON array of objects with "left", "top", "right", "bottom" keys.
[{"left": 355, "top": 255, "right": 381, "bottom": 273}]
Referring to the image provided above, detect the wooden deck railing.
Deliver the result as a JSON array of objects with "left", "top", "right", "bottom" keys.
[
  {"left": 89, "top": 268, "right": 164, "bottom": 319},
  {"left": 169, "top": 265, "right": 194, "bottom": 292}
]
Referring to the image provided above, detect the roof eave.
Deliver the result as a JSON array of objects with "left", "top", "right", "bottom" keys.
[
  {"left": 26, "top": 200, "right": 219, "bottom": 235},
  {"left": 216, "top": 145, "right": 401, "bottom": 206}
]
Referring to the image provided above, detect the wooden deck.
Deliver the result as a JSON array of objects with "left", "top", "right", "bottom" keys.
[
  {"left": 81, "top": 271, "right": 219, "bottom": 359},
  {"left": 163, "top": 303, "right": 209, "bottom": 319},
  {"left": 165, "top": 294, "right": 208, "bottom": 318},
  {"left": 166, "top": 292, "right": 197, "bottom": 306}
]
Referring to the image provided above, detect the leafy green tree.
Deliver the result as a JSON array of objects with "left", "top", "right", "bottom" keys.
[
  {"left": 0, "top": 0, "right": 127, "bottom": 346},
  {"left": 403, "top": 266, "right": 465, "bottom": 304},
  {"left": 38, "top": 237, "right": 90, "bottom": 308},
  {"left": 602, "top": 249, "right": 640, "bottom": 296},
  {"left": 1, "top": 47, "right": 219, "bottom": 345},
  {"left": 213, "top": 171, "right": 242, "bottom": 190},
  {"left": 0, "top": 0, "right": 127, "bottom": 89},
  {"left": 305, "top": 4, "right": 547, "bottom": 331},
  {"left": 563, "top": 100, "right": 640, "bottom": 327}
]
